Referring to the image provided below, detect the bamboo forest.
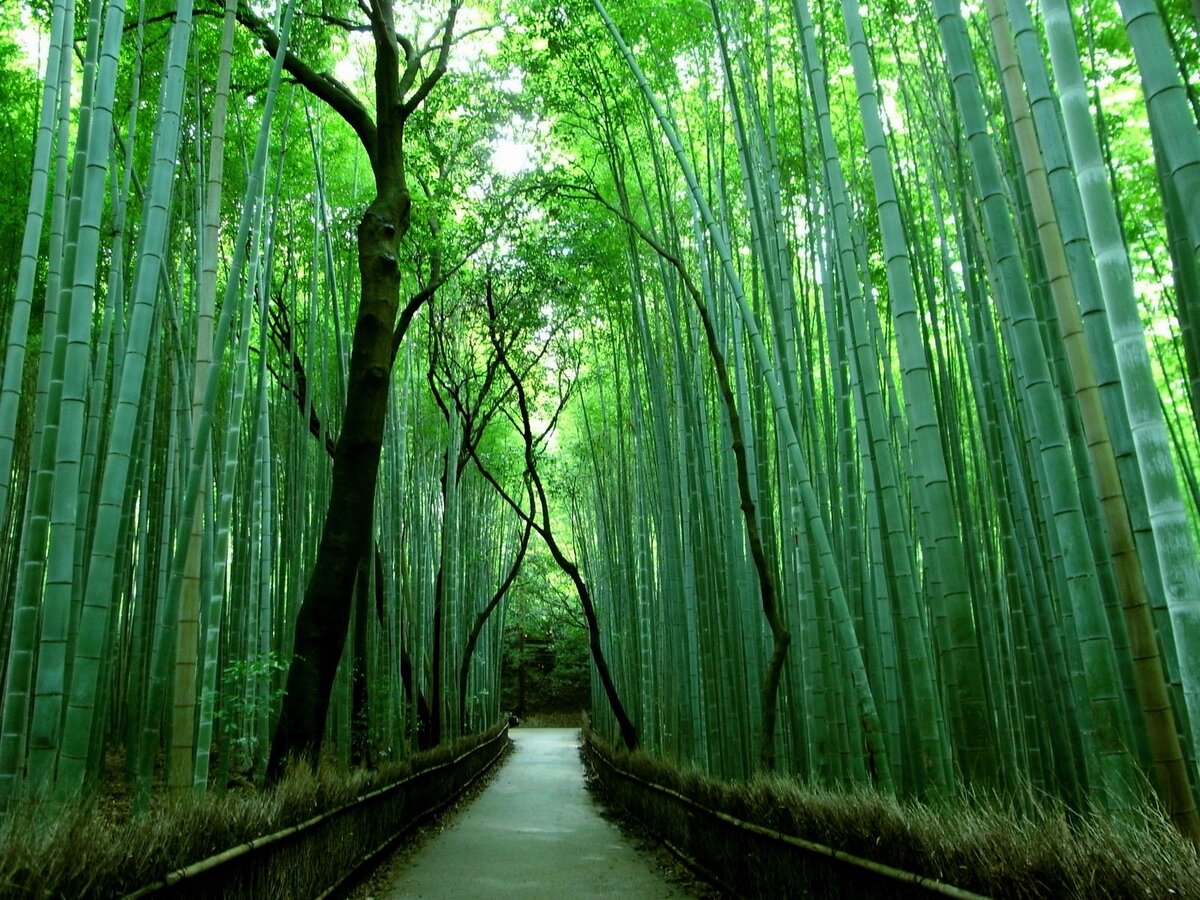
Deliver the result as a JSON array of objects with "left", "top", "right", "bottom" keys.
[{"left": 0, "top": 0, "right": 1199, "bottom": 893}]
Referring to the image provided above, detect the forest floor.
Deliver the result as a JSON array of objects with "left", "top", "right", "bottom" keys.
[{"left": 350, "top": 728, "right": 710, "bottom": 899}]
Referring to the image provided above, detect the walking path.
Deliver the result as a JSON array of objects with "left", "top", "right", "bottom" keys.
[{"left": 377, "top": 727, "right": 694, "bottom": 898}]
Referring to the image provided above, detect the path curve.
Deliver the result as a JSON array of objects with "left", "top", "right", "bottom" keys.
[{"left": 378, "top": 727, "right": 693, "bottom": 898}]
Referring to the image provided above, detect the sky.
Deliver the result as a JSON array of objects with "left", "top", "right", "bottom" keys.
[
  {"left": 327, "top": 3, "right": 540, "bottom": 176},
  {"left": 13, "top": 5, "right": 49, "bottom": 76}
]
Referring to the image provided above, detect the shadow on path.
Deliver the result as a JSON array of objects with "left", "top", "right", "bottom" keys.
[{"left": 378, "top": 727, "right": 694, "bottom": 898}]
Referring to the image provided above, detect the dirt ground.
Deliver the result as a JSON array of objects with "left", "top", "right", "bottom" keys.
[{"left": 349, "top": 728, "right": 710, "bottom": 899}]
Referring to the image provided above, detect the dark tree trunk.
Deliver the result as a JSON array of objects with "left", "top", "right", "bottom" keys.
[
  {"left": 533, "top": 493, "right": 638, "bottom": 751},
  {"left": 429, "top": 565, "right": 445, "bottom": 747},
  {"left": 399, "top": 637, "right": 433, "bottom": 749},
  {"left": 351, "top": 560, "right": 370, "bottom": 766},
  {"left": 458, "top": 503, "right": 532, "bottom": 730},
  {"left": 268, "top": 203, "right": 406, "bottom": 778},
  {"left": 246, "top": 0, "right": 460, "bottom": 778}
]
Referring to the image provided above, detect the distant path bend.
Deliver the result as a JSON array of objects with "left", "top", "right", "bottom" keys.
[{"left": 379, "top": 727, "right": 694, "bottom": 898}]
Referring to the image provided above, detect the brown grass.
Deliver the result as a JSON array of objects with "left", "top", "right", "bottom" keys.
[
  {"left": 583, "top": 724, "right": 1200, "bottom": 898},
  {"left": 0, "top": 725, "right": 506, "bottom": 898}
]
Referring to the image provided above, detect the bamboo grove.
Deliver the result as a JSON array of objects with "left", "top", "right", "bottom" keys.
[
  {"left": 547, "top": 0, "right": 1200, "bottom": 836},
  {"left": 0, "top": 0, "right": 527, "bottom": 805},
  {"left": 0, "top": 0, "right": 1199, "bottom": 849}
]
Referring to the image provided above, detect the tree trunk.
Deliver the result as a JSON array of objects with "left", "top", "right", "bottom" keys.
[
  {"left": 459, "top": 508, "right": 531, "bottom": 731},
  {"left": 350, "top": 559, "right": 370, "bottom": 766},
  {"left": 268, "top": 200, "right": 407, "bottom": 777},
  {"left": 233, "top": 0, "right": 458, "bottom": 780}
]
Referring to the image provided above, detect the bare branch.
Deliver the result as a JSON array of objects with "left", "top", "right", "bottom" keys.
[
  {"left": 311, "top": 11, "right": 370, "bottom": 32},
  {"left": 390, "top": 220, "right": 499, "bottom": 363},
  {"left": 400, "top": 1, "right": 462, "bottom": 119},
  {"left": 233, "top": 2, "right": 377, "bottom": 158},
  {"left": 396, "top": 32, "right": 416, "bottom": 64},
  {"left": 266, "top": 293, "right": 337, "bottom": 457},
  {"left": 451, "top": 21, "right": 505, "bottom": 45}
]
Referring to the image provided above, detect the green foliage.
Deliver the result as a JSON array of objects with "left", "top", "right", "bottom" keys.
[
  {"left": 0, "top": 6, "right": 40, "bottom": 317},
  {"left": 501, "top": 547, "right": 591, "bottom": 715},
  {"left": 210, "top": 653, "right": 288, "bottom": 776}
]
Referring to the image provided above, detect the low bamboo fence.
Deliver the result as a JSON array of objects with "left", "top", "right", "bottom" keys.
[
  {"left": 582, "top": 730, "right": 988, "bottom": 899},
  {"left": 123, "top": 725, "right": 509, "bottom": 899}
]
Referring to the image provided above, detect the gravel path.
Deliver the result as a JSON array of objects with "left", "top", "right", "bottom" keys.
[{"left": 375, "top": 727, "right": 694, "bottom": 898}]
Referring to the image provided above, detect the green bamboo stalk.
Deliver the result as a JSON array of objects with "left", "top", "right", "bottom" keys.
[
  {"left": 139, "top": 0, "right": 296, "bottom": 799},
  {"left": 27, "top": 0, "right": 127, "bottom": 795},
  {"left": 56, "top": 0, "right": 195, "bottom": 797},
  {"left": 1045, "top": 0, "right": 1200, "bottom": 806},
  {"left": 988, "top": 0, "right": 1198, "bottom": 837},
  {"left": 594, "top": 0, "right": 893, "bottom": 790},
  {"left": 0, "top": 0, "right": 75, "bottom": 806}
]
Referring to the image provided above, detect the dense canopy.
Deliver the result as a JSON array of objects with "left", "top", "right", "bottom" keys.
[{"left": 1, "top": 0, "right": 1199, "bottom": 850}]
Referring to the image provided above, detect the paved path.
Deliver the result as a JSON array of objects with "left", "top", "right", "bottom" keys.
[{"left": 379, "top": 727, "right": 693, "bottom": 898}]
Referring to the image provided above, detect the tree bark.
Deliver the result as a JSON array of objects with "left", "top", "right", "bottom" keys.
[
  {"left": 268, "top": 203, "right": 406, "bottom": 777},
  {"left": 350, "top": 560, "right": 370, "bottom": 766},
  {"left": 249, "top": 0, "right": 459, "bottom": 777},
  {"left": 470, "top": 283, "right": 639, "bottom": 751}
]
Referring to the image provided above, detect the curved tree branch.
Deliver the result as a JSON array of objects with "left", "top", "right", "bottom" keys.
[
  {"left": 558, "top": 180, "right": 792, "bottom": 769},
  {"left": 233, "top": 1, "right": 377, "bottom": 158},
  {"left": 399, "top": 1, "right": 462, "bottom": 118}
]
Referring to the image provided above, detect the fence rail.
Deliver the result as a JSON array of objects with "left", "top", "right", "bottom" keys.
[
  {"left": 582, "top": 734, "right": 989, "bottom": 899},
  {"left": 123, "top": 726, "right": 509, "bottom": 899}
]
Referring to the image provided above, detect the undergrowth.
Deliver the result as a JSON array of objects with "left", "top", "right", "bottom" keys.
[
  {"left": 584, "top": 723, "right": 1200, "bottom": 898},
  {"left": 515, "top": 710, "right": 585, "bottom": 727},
  {"left": 0, "top": 724, "right": 506, "bottom": 898}
]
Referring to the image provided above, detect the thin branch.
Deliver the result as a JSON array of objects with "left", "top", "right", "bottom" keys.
[
  {"left": 392, "top": 207, "right": 443, "bottom": 358},
  {"left": 450, "top": 21, "right": 506, "bottom": 45},
  {"left": 266, "top": 294, "right": 337, "bottom": 458},
  {"left": 391, "top": 222, "right": 499, "bottom": 363},
  {"left": 400, "top": 1, "right": 462, "bottom": 118},
  {"left": 233, "top": 1, "right": 376, "bottom": 157},
  {"left": 312, "top": 11, "right": 370, "bottom": 32}
]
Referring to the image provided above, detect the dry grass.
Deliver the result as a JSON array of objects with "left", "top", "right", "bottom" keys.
[
  {"left": 584, "top": 725, "right": 1200, "bottom": 898},
  {"left": 0, "top": 725, "right": 506, "bottom": 898}
]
